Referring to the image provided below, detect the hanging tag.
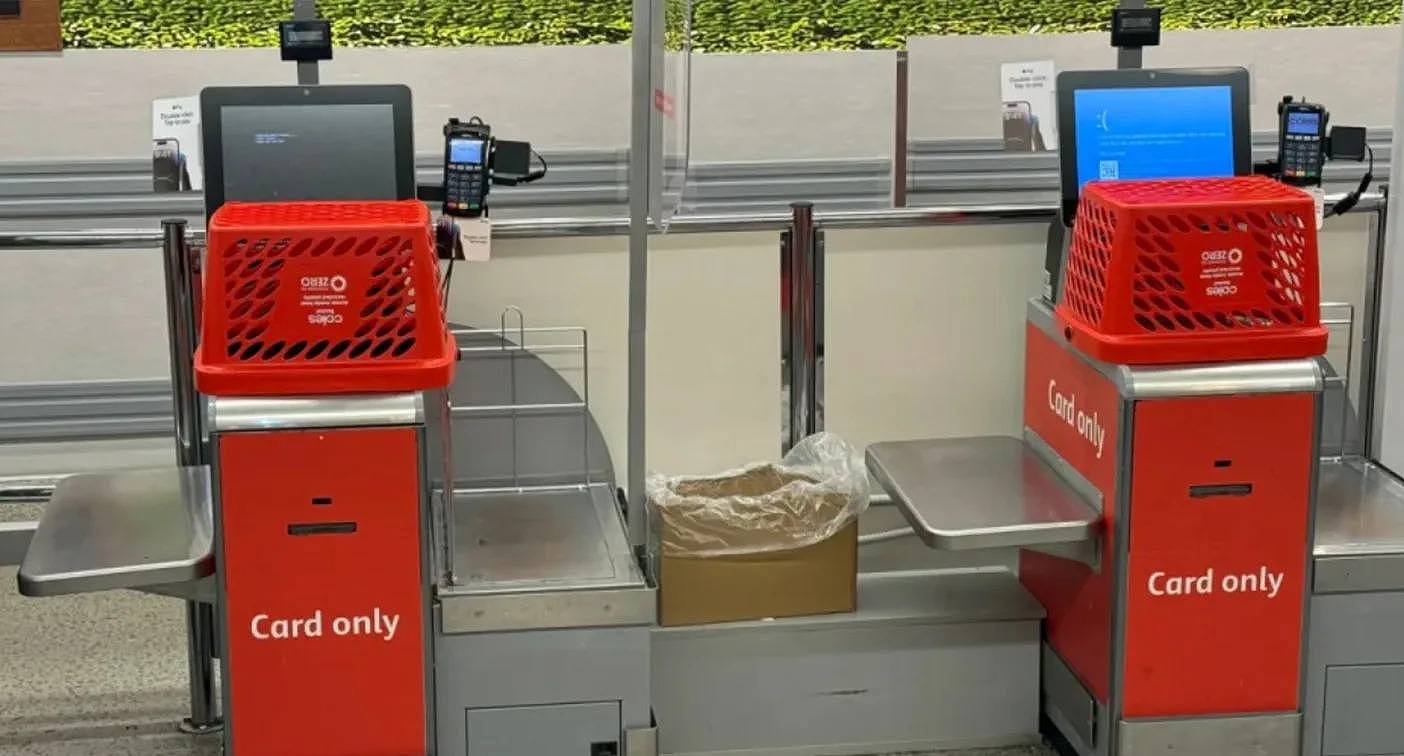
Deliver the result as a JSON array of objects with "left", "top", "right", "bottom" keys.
[
  {"left": 457, "top": 217, "right": 492, "bottom": 261},
  {"left": 1309, "top": 186, "right": 1325, "bottom": 230}
]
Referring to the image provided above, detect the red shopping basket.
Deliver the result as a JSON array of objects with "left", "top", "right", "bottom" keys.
[
  {"left": 1057, "top": 176, "right": 1328, "bottom": 365},
  {"left": 194, "top": 200, "right": 455, "bottom": 396}
]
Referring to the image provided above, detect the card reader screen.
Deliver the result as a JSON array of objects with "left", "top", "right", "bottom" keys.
[
  {"left": 450, "top": 138, "right": 486, "bottom": 166},
  {"left": 1286, "top": 111, "right": 1321, "bottom": 135},
  {"left": 1073, "top": 85, "right": 1235, "bottom": 191}
]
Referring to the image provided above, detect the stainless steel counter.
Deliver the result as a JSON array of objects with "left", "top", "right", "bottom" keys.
[
  {"left": 437, "top": 483, "right": 653, "bottom": 633},
  {"left": 1314, "top": 458, "right": 1404, "bottom": 593},
  {"left": 865, "top": 436, "right": 1101, "bottom": 551},
  {"left": 17, "top": 466, "right": 214, "bottom": 597}
]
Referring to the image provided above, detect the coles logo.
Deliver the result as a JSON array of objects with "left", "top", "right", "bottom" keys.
[
  {"left": 300, "top": 275, "right": 348, "bottom": 292},
  {"left": 1206, "top": 283, "right": 1239, "bottom": 297},
  {"left": 307, "top": 312, "right": 344, "bottom": 325},
  {"left": 1201, "top": 248, "right": 1244, "bottom": 265}
]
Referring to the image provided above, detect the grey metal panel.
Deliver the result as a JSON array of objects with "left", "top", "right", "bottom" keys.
[
  {"left": 1303, "top": 592, "right": 1404, "bottom": 756},
  {"left": 0, "top": 414, "right": 174, "bottom": 443},
  {"left": 0, "top": 519, "right": 35, "bottom": 566},
  {"left": 138, "top": 574, "right": 217, "bottom": 604},
  {"left": 0, "top": 134, "right": 1388, "bottom": 227},
  {"left": 1042, "top": 643, "right": 1096, "bottom": 753},
  {"left": 905, "top": 129, "right": 1392, "bottom": 206},
  {"left": 0, "top": 149, "right": 890, "bottom": 229},
  {"left": 1314, "top": 456, "right": 1404, "bottom": 592},
  {"left": 1321, "top": 664, "right": 1404, "bottom": 756},
  {"left": 685, "top": 158, "right": 889, "bottom": 179},
  {"left": 440, "top": 586, "right": 656, "bottom": 633},
  {"left": 652, "top": 607, "right": 1040, "bottom": 755},
  {"left": 865, "top": 436, "right": 1101, "bottom": 551},
  {"left": 1122, "top": 359, "right": 1324, "bottom": 399},
  {"left": 444, "top": 486, "right": 642, "bottom": 594},
  {"left": 1042, "top": 643, "right": 1110, "bottom": 756},
  {"left": 209, "top": 393, "right": 424, "bottom": 431},
  {"left": 17, "top": 466, "right": 214, "bottom": 596},
  {"left": 911, "top": 171, "right": 1061, "bottom": 193},
  {"left": 685, "top": 175, "right": 889, "bottom": 200},
  {"left": 1315, "top": 554, "right": 1404, "bottom": 594},
  {"left": 652, "top": 569, "right": 1044, "bottom": 639},
  {"left": 1117, "top": 712, "right": 1300, "bottom": 756},
  {"left": 1315, "top": 459, "right": 1404, "bottom": 558},
  {"left": 432, "top": 620, "right": 652, "bottom": 755},
  {"left": 466, "top": 701, "right": 621, "bottom": 756}
]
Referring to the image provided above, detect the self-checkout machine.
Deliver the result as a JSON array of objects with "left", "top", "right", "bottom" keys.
[
  {"left": 866, "top": 60, "right": 1343, "bottom": 755},
  {"left": 19, "top": 12, "right": 655, "bottom": 754},
  {"left": 195, "top": 75, "right": 655, "bottom": 756}
]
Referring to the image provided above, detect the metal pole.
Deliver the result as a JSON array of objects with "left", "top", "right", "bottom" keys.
[
  {"left": 626, "top": 0, "right": 655, "bottom": 547},
  {"left": 1361, "top": 194, "right": 1390, "bottom": 459},
  {"left": 785, "top": 202, "right": 818, "bottom": 453},
  {"left": 893, "top": 50, "right": 909, "bottom": 208},
  {"left": 1116, "top": 0, "right": 1146, "bottom": 70},
  {"left": 162, "top": 219, "right": 222, "bottom": 734},
  {"left": 162, "top": 220, "right": 205, "bottom": 469},
  {"left": 182, "top": 601, "right": 220, "bottom": 733},
  {"left": 293, "top": 0, "right": 320, "bottom": 85}
]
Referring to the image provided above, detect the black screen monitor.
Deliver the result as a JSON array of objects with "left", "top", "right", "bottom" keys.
[
  {"left": 1056, "top": 67, "right": 1252, "bottom": 225},
  {"left": 200, "top": 85, "right": 416, "bottom": 219}
]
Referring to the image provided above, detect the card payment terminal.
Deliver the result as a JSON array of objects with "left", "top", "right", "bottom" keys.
[
  {"left": 1278, "top": 98, "right": 1328, "bottom": 186},
  {"left": 443, "top": 119, "right": 491, "bottom": 217}
]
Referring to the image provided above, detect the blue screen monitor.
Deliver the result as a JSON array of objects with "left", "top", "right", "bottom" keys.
[{"left": 1057, "top": 68, "right": 1251, "bottom": 224}]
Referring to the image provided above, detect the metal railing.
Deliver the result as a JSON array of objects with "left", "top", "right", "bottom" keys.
[
  {"left": 0, "top": 201, "right": 1065, "bottom": 252},
  {"left": 1, "top": 192, "right": 1382, "bottom": 251}
]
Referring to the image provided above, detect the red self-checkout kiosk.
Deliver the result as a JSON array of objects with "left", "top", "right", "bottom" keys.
[
  {"left": 194, "top": 85, "right": 453, "bottom": 755},
  {"left": 199, "top": 199, "right": 453, "bottom": 755},
  {"left": 1031, "top": 175, "right": 1325, "bottom": 752},
  {"left": 868, "top": 66, "right": 1328, "bottom": 756}
]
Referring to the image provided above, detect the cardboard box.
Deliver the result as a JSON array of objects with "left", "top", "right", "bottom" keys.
[
  {"left": 658, "top": 521, "right": 857, "bottom": 626},
  {"left": 0, "top": 0, "right": 61, "bottom": 53},
  {"left": 653, "top": 465, "right": 859, "bottom": 627}
]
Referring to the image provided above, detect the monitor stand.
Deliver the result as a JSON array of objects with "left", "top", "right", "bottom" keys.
[{"left": 1042, "top": 218, "right": 1070, "bottom": 305}]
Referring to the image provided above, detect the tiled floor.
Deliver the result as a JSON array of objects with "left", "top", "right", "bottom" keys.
[{"left": 0, "top": 566, "right": 1055, "bottom": 755}]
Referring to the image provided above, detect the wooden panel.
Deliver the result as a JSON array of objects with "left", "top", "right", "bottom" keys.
[{"left": 0, "top": 0, "right": 61, "bottom": 52}]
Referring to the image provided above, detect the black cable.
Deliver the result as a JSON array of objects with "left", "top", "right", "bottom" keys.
[
  {"left": 442, "top": 254, "right": 457, "bottom": 303},
  {"left": 530, "top": 149, "right": 548, "bottom": 181},
  {"left": 436, "top": 217, "right": 460, "bottom": 304},
  {"left": 1328, "top": 144, "right": 1373, "bottom": 218}
]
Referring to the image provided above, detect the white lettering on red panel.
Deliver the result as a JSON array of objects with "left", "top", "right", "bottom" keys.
[
  {"left": 1146, "top": 567, "right": 1285, "bottom": 599},
  {"left": 249, "top": 608, "right": 400, "bottom": 641},
  {"left": 1047, "top": 380, "right": 1106, "bottom": 458}
]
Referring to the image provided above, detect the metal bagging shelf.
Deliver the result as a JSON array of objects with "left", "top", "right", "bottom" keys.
[{"left": 430, "top": 310, "right": 650, "bottom": 631}]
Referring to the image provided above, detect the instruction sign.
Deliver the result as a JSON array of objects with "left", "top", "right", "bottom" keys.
[
  {"left": 151, "top": 96, "right": 204, "bottom": 191},
  {"left": 1000, "top": 60, "right": 1057, "bottom": 152}
]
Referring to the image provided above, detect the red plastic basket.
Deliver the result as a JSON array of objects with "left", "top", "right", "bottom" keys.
[
  {"left": 1056, "top": 176, "right": 1327, "bottom": 365},
  {"left": 194, "top": 200, "right": 455, "bottom": 396}
]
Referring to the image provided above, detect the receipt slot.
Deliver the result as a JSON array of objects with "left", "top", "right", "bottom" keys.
[{"left": 196, "top": 200, "right": 455, "bottom": 754}]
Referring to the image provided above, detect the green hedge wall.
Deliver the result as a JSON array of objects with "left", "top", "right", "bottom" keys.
[{"left": 63, "top": 0, "right": 1402, "bottom": 52}]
